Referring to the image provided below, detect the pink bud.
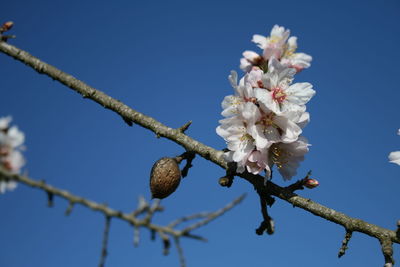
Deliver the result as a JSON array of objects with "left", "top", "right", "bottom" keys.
[
  {"left": 2, "top": 21, "right": 14, "bottom": 31},
  {"left": 304, "top": 178, "right": 319, "bottom": 189}
]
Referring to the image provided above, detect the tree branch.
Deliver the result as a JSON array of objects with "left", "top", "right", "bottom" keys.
[
  {"left": 0, "top": 167, "right": 244, "bottom": 243},
  {"left": 0, "top": 41, "right": 398, "bottom": 264}
]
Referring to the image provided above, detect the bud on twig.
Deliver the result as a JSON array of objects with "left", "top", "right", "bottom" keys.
[
  {"left": 304, "top": 178, "right": 319, "bottom": 189},
  {"left": 218, "top": 176, "right": 231, "bottom": 187},
  {"left": 0, "top": 21, "right": 13, "bottom": 34},
  {"left": 150, "top": 157, "right": 181, "bottom": 199},
  {"left": 3, "top": 21, "right": 13, "bottom": 31}
]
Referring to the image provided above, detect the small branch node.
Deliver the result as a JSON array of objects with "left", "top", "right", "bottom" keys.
[
  {"left": 177, "top": 121, "right": 192, "bottom": 133},
  {"left": 65, "top": 201, "right": 75, "bottom": 216},
  {"left": 122, "top": 116, "right": 133, "bottom": 127},
  {"left": 219, "top": 162, "right": 236, "bottom": 187},
  {"left": 157, "top": 230, "right": 171, "bottom": 255},
  {"left": 46, "top": 191, "right": 54, "bottom": 207},
  {"left": 338, "top": 230, "right": 353, "bottom": 258},
  {"left": 175, "top": 151, "right": 195, "bottom": 178}
]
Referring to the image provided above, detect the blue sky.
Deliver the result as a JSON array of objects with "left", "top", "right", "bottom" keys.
[{"left": 1, "top": 0, "right": 399, "bottom": 266}]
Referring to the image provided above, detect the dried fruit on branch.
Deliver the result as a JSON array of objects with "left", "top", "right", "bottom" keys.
[{"left": 150, "top": 157, "right": 181, "bottom": 199}]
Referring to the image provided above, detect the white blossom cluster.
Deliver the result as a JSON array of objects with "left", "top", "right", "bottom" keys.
[
  {"left": 217, "top": 25, "right": 315, "bottom": 180},
  {"left": 0, "top": 116, "right": 26, "bottom": 193}
]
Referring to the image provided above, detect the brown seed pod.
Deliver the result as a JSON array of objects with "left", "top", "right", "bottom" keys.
[{"left": 150, "top": 157, "right": 181, "bottom": 199}]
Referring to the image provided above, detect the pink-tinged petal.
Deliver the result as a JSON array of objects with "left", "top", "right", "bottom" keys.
[
  {"left": 245, "top": 68, "right": 264, "bottom": 88},
  {"left": 389, "top": 151, "right": 400, "bottom": 166},
  {"left": 2, "top": 150, "right": 25, "bottom": 174},
  {"left": 252, "top": 34, "right": 267, "bottom": 49}
]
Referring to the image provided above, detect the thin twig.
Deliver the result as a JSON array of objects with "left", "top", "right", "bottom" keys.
[
  {"left": 0, "top": 168, "right": 242, "bottom": 242},
  {"left": 182, "top": 194, "right": 246, "bottom": 233},
  {"left": 99, "top": 216, "right": 111, "bottom": 267},
  {"left": 133, "top": 226, "right": 140, "bottom": 247},
  {"left": 177, "top": 121, "right": 192, "bottom": 133},
  {"left": 174, "top": 237, "right": 186, "bottom": 267},
  {"left": 168, "top": 212, "right": 209, "bottom": 228}
]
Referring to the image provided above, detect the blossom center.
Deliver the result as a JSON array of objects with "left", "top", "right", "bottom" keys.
[
  {"left": 268, "top": 36, "right": 281, "bottom": 44},
  {"left": 240, "top": 133, "right": 254, "bottom": 142},
  {"left": 270, "top": 145, "right": 292, "bottom": 168},
  {"left": 272, "top": 87, "right": 287, "bottom": 103},
  {"left": 259, "top": 113, "right": 275, "bottom": 127}
]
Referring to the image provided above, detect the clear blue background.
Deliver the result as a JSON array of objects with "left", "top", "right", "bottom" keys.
[{"left": 1, "top": 0, "right": 399, "bottom": 266}]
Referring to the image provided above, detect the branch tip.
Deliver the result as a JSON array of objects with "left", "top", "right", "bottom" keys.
[
  {"left": 177, "top": 121, "right": 192, "bottom": 133},
  {"left": 338, "top": 230, "right": 353, "bottom": 258},
  {"left": 98, "top": 216, "right": 111, "bottom": 267},
  {"left": 65, "top": 201, "right": 74, "bottom": 216}
]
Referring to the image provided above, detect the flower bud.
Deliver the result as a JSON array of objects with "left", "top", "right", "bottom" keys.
[
  {"left": 150, "top": 157, "right": 181, "bottom": 199},
  {"left": 218, "top": 176, "right": 230, "bottom": 187},
  {"left": 304, "top": 178, "right": 319, "bottom": 189},
  {"left": 2, "top": 21, "right": 14, "bottom": 31}
]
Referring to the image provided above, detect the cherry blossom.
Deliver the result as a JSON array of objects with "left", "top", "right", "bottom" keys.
[
  {"left": 0, "top": 116, "right": 26, "bottom": 194},
  {"left": 240, "top": 25, "right": 312, "bottom": 73},
  {"left": 218, "top": 25, "right": 314, "bottom": 181}
]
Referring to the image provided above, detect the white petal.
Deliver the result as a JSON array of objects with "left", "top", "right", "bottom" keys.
[
  {"left": 274, "top": 116, "right": 302, "bottom": 143},
  {"left": 0, "top": 116, "right": 12, "bottom": 130},
  {"left": 252, "top": 34, "right": 267, "bottom": 49},
  {"left": 254, "top": 89, "right": 277, "bottom": 113},
  {"left": 389, "top": 151, "right": 400, "bottom": 165},
  {"left": 221, "top": 95, "right": 242, "bottom": 117},
  {"left": 249, "top": 124, "right": 270, "bottom": 150},
  {"left": 287, "top": 36, "right": 297, "bottom": 50},
  {"left": 243, "top": 50, "right": 260, "bottom": 63},
  {"left": 263, "top": 126, "right": 281, "bottom": 144},
  {"left": 240, "top": 58, "right": 252, "bottom": 73},
  {"left": 241, "top": 102, "right": 261, "bottom": 124},
  {"left": 228, "top": 70, "right": 238, "bottom": 89},
  {"left": 286, "top": 82, "right": 316, "bottom": 105}
]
